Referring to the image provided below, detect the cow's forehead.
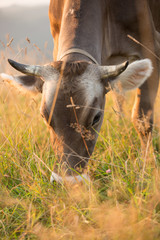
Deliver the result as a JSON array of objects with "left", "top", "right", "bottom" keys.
[
  {"left": 78, "top": 64, "right": 103, "bottom": 105},
  {"left": 43, "top": 63, "right": 103, "bottom": 108}
]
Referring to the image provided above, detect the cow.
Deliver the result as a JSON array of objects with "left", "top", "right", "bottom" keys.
[{"left": 1, "top": 0, "right": 158, "bottom": 184}]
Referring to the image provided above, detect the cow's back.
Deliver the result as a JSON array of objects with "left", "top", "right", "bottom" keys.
[{"left": 49, "top": 0, "right": 159, "bottom": 63}]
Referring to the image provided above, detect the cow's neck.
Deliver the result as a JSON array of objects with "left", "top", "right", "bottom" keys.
[{"left": 57, "top": 0, "right": 103, "bottom": 64}]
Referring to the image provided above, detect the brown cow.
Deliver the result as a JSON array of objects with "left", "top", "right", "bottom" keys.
[{"left": 1, "top": 0, "right": 157, "bottom": 183}]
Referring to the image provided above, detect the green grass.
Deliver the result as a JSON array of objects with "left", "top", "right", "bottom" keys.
[{"left": 1, "top": 43, "right": 160, "bottom": 239}]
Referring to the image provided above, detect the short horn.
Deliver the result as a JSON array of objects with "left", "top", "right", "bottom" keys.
[
  {"left": 100, "top": 61, "right": 129, "bottom": 79},
  {"left": 8, "top": 59, "right": 42, "bottom": 76}
]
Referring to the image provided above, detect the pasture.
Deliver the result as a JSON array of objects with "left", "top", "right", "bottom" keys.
[{"left": 0, "top": 40, "right": 160, "bottom": 240}]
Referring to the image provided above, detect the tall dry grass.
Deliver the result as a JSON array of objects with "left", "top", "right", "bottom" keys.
[{"left": 0, "top": 38, "right": 160, "bottom": 240}]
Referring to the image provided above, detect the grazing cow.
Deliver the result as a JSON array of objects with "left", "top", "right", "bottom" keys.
[{"left": 1, "top": 0, "right": 158, "bottom": 183}]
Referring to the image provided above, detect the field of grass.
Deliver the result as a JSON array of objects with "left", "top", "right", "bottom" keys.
[{"left": 1, "top": 41, "right": 160, "bottom": 240}]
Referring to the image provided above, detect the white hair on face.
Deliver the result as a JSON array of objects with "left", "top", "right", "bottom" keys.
[
  {"left": 50, "top": 171, "right": 90, "bottom": 185},
  {"left": 78, "top": 65, "right": 103, "bottom": 106},
  {"left": 43, "top": 80, "right": 56, "bottom": 107}
]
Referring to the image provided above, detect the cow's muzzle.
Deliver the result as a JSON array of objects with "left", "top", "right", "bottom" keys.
[{"left": 50, "top": 171, "right": 90, "bottom": 184}]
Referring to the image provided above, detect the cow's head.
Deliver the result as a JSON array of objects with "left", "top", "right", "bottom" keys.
[{"left": 1, "top": 58, "right": 152, "bottom": 183}]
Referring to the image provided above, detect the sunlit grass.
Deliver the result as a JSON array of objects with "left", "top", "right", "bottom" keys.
[{"left": 0, "top": 41, "right": 160, "bottom": 239}]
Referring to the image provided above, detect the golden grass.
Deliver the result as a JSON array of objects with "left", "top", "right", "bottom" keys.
[{"left": 0, "top": 40, "right": 160, "bottom": 240}]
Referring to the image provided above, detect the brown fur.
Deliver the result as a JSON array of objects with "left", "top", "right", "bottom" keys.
[
  {"left": 51, "top": 61, "right": 89, "bottom": 78},
  {"left": 51, "top": 61, "right": 89, "bottom": 95}
]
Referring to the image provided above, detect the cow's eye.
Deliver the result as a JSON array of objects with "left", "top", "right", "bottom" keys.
[{"left": 92, "top": 112, "right": 102, "bottom": 126}]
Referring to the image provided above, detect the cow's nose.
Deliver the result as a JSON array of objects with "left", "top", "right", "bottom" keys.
[{"left": 50, "top": 171, "right": 90, "bottom": 184}]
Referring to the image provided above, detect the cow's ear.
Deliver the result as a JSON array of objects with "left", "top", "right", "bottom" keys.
[
  {"left": 0, "top": 74, "right": 44, "bottom": 94},
  {"left": 101, "top": 59, "right": 152, "bottom": 93},
  {"left": 0, "top": 59, "right": 57, "bottom": 94},
  {"left": 110, "top": 59, "right": 152, "bottom": 92}
]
